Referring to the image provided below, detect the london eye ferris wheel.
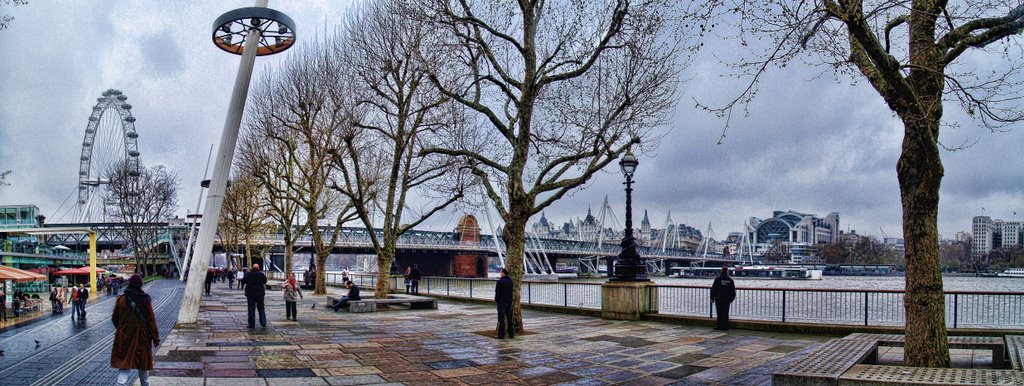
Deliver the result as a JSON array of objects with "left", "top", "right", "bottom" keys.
[{"left": 77, "top": 89, "right": 141, "bottom": 223}]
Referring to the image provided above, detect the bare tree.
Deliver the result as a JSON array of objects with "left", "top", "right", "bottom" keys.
[
  {"left": 220, "top": 173, "right": 274, "bottom": 270},
  {"left": 0, "top": 0, "right": 28, "bottom": 31},
  {"left": 0, "top": 169, "right": 9, "bottom": 188},
  {"left": 246, "top": 39, "right": 357, "bottom": 295},
  {"left": 103, "top": 161, "right": 180, "bottom": 276},
  {"left": 238, "top": 117, "right": 307, "bottom": 280},
  {"left": 700, "top": 0, "right": 1024, "bottom": 367},
  {"left": 413, "top": 0, "right": 696, "bottom": 332},
  {"left": 329, "top": 0, "right": 467, "bottom": 298}
]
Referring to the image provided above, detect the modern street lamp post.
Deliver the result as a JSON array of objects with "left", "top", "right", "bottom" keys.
[
  {"left": 178, "top": 0, "right": 295, "bottom": 324},
  {"left": 610, "top": 149, "right": 648, "bottom": 282}
]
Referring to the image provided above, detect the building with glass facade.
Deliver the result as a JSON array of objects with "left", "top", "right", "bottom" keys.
[{"left": 747, "top": 210, "right": 840, "bottom": 261}]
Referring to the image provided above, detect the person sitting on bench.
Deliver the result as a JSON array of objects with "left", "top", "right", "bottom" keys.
[{"left": 331, "top": 280, "right": 360, "bottom": 312}]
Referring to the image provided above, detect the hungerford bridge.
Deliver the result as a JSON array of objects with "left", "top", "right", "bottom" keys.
[{"left": 15, "top": 219, "right": 743, "bottom": 277}]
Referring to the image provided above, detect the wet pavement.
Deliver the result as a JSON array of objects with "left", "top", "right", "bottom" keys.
[
  {"left": 0, "top": 279, "right": 183, "bottom": 385},
  {"left": 152, "top": 280, "right": 835, "bottom": 385}
]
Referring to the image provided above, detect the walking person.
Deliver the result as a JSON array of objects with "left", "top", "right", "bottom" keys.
[
  {"left": 0, "top": 288, "right": 7, "bottom": 322},
  {"left": 341, "top": 267, "right": 350, "bottom": 284},
  {"left": 227, "top": 269, "right": 235, "bottom": 289},
  {"left": 283, "top": 275, "right": 303, "bottom": 321},
  {"left": 409, "top": 264, "right": 422, "bottom": 295},
  {"left": 403, "top": 266, "right": 412, "bottom": 294},
  {"left": 69, "top": 286, "right": 79, "bottom": 320},
  {"left": 495, "top": 268, "right": 514, "bottom": 339},
  {"left": 78, "top": 283, "right": 90, "bottom": 320},
  {"left": 110, "top": 274, "right": 160, "bottom": 386},
  {"left": 710, "top": 266, "right": 736, "bottom": 331},
  {"left": 236, "top": 269, "right": 245, "bottom": 291},
  {"left": 50, "top": 287, "right": 60, "bottom": 314},
  {"left": 242, "top": 264, "right": 268, "bottom": 329},
  {"left": 204, "top": 269, "right": 214, "bottom": 296}
]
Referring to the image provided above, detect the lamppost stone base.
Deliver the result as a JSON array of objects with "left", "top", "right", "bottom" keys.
[{"left": 601, "top": 281, "right": 658, "bottom": 320}]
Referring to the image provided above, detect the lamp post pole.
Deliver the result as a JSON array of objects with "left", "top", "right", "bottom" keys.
[
  {"left": 177, "top": 1, "right": 295, "bottom": 324},
  {"left": 610, "top": 149, "right": 647, "bottom": 282}
]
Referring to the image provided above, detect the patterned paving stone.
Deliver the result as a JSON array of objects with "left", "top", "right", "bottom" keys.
[{"left": 130, "top": 278, "right": 899, "bottom": 385}]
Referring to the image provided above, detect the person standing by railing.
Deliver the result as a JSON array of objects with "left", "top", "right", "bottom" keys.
[
  {"left": 710, "top": 266, "right": 736, "bottom": 331},
  {"left": 495, "top": 268, "right": 514, "bottom": 339},
  {"left": 410, "top": 264, "right": 422, "bottom": 295}
]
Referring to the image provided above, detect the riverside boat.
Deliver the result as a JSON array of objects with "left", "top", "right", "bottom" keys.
[
  {"left": 671, "top": 265, "right": 823, "bottom": 280},
  {"left": 997, "top": 268, "right": 1024, "bottom": 278}
]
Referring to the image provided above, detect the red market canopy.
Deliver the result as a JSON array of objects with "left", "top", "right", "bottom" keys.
[
  {"left": 0, "top": 265, "right": 48, "bottom": 283},
  {"left": 52, "top": 266, "right": 107, "bottom": 276}
]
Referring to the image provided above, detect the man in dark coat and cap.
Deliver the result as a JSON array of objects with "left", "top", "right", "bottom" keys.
[
  {"left": 710, "top": 266, "right": 737, "bottom": 330},
  {"left": 242, "top": 263, "right": 268, "bottom": 328},
  {"left": 110, "top": 274, "right": 159, "bottom": 386}
]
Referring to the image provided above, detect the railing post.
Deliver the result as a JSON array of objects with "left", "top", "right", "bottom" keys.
[
  {"left": 446, "top": 279, "right": 450, "bottom": 296},
  {"left": 864, "top": 291, "right": 869, "bottom": 326},
  {"left": 564, "top": 283, "right": 568, "bottom": 307},
  {"left": 782, "top": 290, "right": 787, "bottom": 323},
  {"left": 470, "top": 280, "right": 474, "bottom": 298},
  {"left": 953, "top": 293, "right": 959, "bottom": 329},
  {"left": 427, "top": 277, "right": 430, "bottom": 293}
]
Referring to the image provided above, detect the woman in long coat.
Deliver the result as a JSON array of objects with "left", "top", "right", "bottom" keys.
[{"left": 110, "top": 274, "right": 160, "bottom": 386}]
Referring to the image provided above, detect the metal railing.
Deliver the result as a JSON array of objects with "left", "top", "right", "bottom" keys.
[
  {"left": 654, "top": 285, "right": 1024, "bottom": 329},
  {"left": 264, "top": 272, "right": 1024, "bottom": 329}
]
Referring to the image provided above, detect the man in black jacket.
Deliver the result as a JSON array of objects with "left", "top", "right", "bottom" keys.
[
  {"left": 204, "top": 269, "right": 214, "bottom": 295},
  {"left": 710, "top": 266, "right": 737, "bottom": 330},
  {"left": 332, "top": 280, "right": 361, "bottom": 311},
  {"left": 77, "top": 283, "right": 89, "bottom": 320},
  {"left": 409, "top": 264, "right": 422, "bottom": 294},
  {"left": 494, "top": 268, "right": 514, "bottom": 339},
  {"left": 242, "top": 263, "right": 268, "bottom": 328}
]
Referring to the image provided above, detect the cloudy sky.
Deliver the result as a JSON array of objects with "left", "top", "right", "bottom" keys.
[{"left": 1, "top": 1, "right": 1022, "bottom": 240}]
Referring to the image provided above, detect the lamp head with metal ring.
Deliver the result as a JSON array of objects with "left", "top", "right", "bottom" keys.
[
  {"left": 212, "top": 7, "right": 295, "bottom": 56},
  {"left": 619, "top": 149, "right": 638, "bottom": 177}
]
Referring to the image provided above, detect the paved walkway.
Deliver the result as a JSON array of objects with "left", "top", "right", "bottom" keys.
[
  {"left": 153, "top": 281, "right": 837, "bottom": 386},
  {"left": 0, "top": 279, "right": 183, "bottom": 385}
]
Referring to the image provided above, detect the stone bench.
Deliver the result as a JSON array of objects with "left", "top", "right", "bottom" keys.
[
  {"left": 773, "top": 338, "right": 879, "bottom": 386},
  {"left": 844, "top": 333, "right": 1007, "bottom": 369},
  {"left": 264, "top": 283, "right": 282, "bottom": 291},
  {"left": 839, "top": 364, "right": 1024, "bottom": 385},
  {"left": 325, "top": 295, "right": 437, "bottom": 313},
  {"left": 1006, "top": 335, "right": 1024, "bottom": 370}
]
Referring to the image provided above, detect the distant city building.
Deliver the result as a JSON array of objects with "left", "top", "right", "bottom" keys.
[
  {"left": 971, "top": 216, "right": 993, "bottom": 256},
  {"left": 529, "top": 207, "right": 702, "bottom": 251},
  {"left": 883, "top": 237, "right": 906, "bottom": 256},
  {"left": 0, "top": 204, "right": 41, "bottom": 230},
  {"left": 972, "top": 215, "right": 1022, "bottom": 256},
  {"left": 746, "top": 210, "right": 840, "bottom": 261}
]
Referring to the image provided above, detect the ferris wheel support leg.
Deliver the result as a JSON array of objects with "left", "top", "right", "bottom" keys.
[{"left": 178, "top": 4, "right": 266, "bottom": 324}]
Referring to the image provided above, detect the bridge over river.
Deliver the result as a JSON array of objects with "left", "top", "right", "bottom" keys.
[{"left": 22, "top": 220, "right": 743, "bottom": 278}]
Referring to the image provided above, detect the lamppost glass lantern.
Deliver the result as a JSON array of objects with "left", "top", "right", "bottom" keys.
[{"left": 610, "top": 149, "right": 648, "bottom": 282}]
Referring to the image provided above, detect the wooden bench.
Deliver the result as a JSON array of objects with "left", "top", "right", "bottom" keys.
[
  {"left": 1006, "top": 335, "right": 1024, "bottom": 370},
  {"left": 844, "top": 333, "right": 1007, "bottom": 369},
  {"left": 325, "top": 295, "right": 437, "bottom": 313},
  {"left": 839, "top": 364, "right": 1024, "bottom": 385},
  {"left": 773, "top": 338, "right": 879, "bottom": 386}
]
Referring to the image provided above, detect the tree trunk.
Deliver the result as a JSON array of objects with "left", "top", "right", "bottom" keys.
[
  {"left": 315, "top": 248, "right": 328, "bottom": 295},
  {"left": 375, "top": 240, "right": 397, "bottom": 298},
  {"left": 284, "top": 240, "right": 294, "bottom": 279},
  {"left": 899, "top": 113, "right": 950, "bottom": 368},
  {"left": 503, "top": 201, "right": 530, "bottom": 333}
]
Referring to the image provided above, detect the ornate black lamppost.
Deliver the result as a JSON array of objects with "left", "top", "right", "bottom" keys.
[{"left": 610, "top": 149, "right": 648, "bottom": 282}]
